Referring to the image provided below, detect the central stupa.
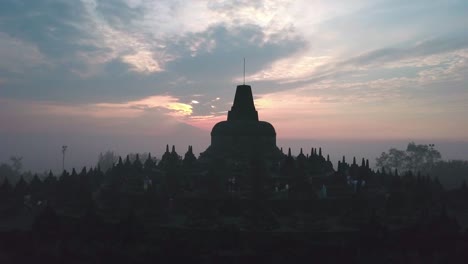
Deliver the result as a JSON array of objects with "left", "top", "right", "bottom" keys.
[{"left": 200, "top": 84, "right": 282, "bottom": 162}]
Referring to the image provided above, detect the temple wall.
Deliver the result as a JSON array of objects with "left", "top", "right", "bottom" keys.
[{"left": 211, "top": 135, "right": 276, "bottom": 151}]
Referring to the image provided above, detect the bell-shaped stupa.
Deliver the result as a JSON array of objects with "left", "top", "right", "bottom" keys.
[{"left": 200, "top": 84, "right": 282, "bottom": 162}]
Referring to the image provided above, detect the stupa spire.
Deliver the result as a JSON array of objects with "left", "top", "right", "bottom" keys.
[{"left": 227, "top": 85, "right": 258, "bottom": 121}]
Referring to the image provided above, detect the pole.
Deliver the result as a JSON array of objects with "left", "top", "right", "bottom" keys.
[
  {"left": 243, "top": 58, "right": 245, "bottom": 85},
  {"left": 62, "top": 145, "right": 67, "bottom": 172}
]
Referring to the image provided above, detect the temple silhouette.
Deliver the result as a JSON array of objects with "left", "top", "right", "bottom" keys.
[
  {"left": 200, "top": 84, "right": 282, "bottom": 162},
  {"left": 0, "top": 84, "right": 467, "bottom": 263}
]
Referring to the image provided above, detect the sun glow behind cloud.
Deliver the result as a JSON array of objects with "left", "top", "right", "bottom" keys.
[
  {"left": 94, "top": 95, "right": 193, "bottom": 118},
  {"left": 0, "top": 95, "right": 195, "bottom": 134}
]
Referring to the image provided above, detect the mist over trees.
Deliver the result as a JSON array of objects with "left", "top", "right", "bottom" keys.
[
  {"left": 376, "top": 142, "right": 468, "bottom": 188},
  {"left": 376, "top": 142, "right": 441, "bottom": 174},
  {"left": 432, "top": 160, "right": 468, "bottom": 189},
  {"left": 0, "top": 156, "right": 34, "bottom": 184},
  {"left": 96, "top": 151, "right": 119, "bottom": 172}
]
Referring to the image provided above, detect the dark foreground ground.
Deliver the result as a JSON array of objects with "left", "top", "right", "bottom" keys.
[{"left": 1, "top": 214, "right": 468, "bottom": 264}]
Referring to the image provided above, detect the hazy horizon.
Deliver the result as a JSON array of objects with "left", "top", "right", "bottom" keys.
[{"left": 2, "top": 128, "right": 467, "bottom": 173}]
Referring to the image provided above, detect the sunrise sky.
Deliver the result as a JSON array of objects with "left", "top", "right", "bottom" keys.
[{"left": 1, "top": 0, "right": 467, "bottom": 172}]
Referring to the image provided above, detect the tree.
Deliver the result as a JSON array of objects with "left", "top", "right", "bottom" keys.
[
  {"left": 0, "top": 157, "right": 23, "bottom": 184},
  {"left": 9, "top": 156, "right": 23, "bottom": 173},
  {"left": 376, "top": 142, "right": 441, "bottom": 174},
  {"left": 406, "top": 142, "right": 441, "bottom": 173},
  {"left": 431, "top": 160, "right": 468, "bottom": 189},
  {"left": 0, "top": 163, "right": 16, "bottom": 183},
  {"left": 376, "top": 148, "right": 407, "bottom": 173},
  {"left": 97, "top": 151, "right": 119, "bottom": 172}
]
